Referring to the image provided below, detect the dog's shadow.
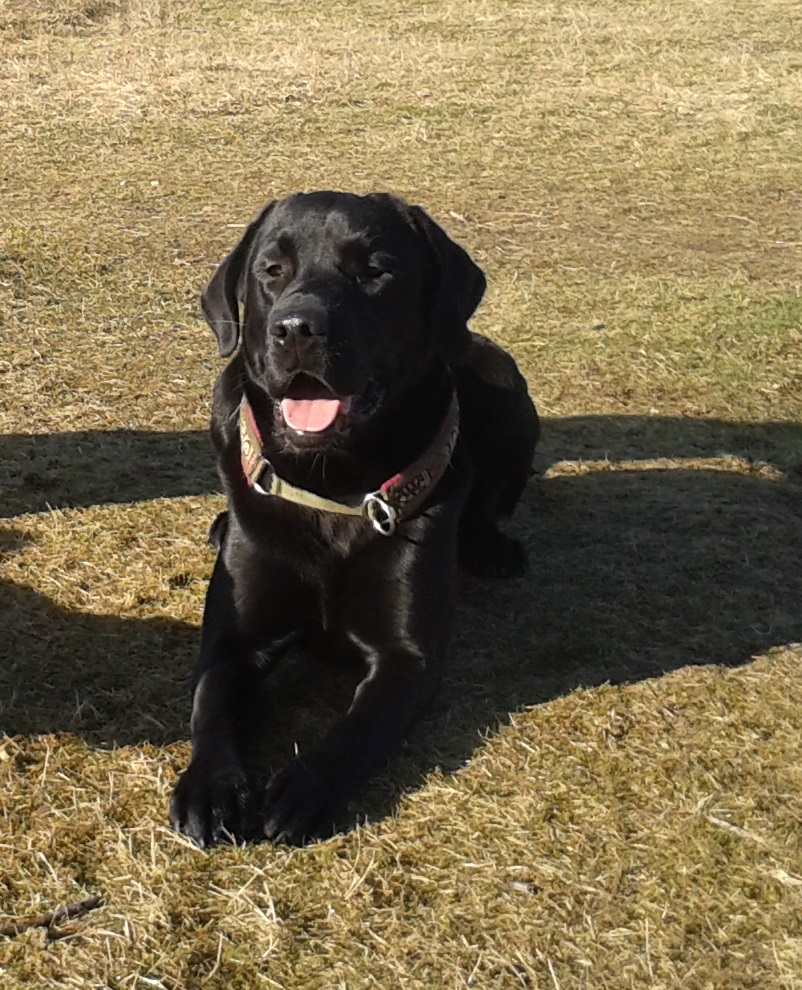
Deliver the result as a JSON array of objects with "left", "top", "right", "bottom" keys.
[{"left": 2, "top": 416, "right": 801, "bottom": 835}]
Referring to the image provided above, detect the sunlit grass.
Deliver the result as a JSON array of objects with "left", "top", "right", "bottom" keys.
[{"left": 1, "top": 0, "right": 801, "bottom": 986}]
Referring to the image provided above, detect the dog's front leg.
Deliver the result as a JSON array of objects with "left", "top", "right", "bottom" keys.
[
  {"left": 169, "top": 654, "right": 260, "bottom": 847},
  {"left": 169, "top": 545, "right": 296, "bottom": 848},
  {"left": 262, "top": 523, "right": 458, "bottom": 846},
  {"left": 261, "top": 646, "right": 440, "bottom": 846}
]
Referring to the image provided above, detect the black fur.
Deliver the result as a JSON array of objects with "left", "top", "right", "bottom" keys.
[{"left": 169, "top": 192, "right": 539, "bottom": 847}]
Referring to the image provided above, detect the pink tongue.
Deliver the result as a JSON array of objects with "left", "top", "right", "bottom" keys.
[{"left": 281, "top": 397, "right": 342, "bottom": 433}]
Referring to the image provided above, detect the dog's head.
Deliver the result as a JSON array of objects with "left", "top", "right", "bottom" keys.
[{"left": 201, "top": 191, "right": 485, "bottom": 450}]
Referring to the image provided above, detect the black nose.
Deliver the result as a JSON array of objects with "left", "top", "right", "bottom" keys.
[{"left": 269, "top": 310, "right": 328, "bottom": 348}]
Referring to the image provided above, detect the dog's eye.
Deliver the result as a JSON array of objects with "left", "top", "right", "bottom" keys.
[{"left": 265, "top": 263, "right": 286, "bottom": 280}]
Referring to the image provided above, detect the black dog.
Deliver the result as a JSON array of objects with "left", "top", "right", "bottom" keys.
[{"left": 169, "top": 192, "right": 539, "bottom": 847}]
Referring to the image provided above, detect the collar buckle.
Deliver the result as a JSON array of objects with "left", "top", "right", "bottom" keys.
[{"left": 363, "top": 492, "right": 397, "bottom": 536}]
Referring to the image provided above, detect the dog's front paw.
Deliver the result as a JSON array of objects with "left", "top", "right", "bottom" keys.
[
  {"left": 261, "top": 759, "right": 347, "bottom": 846},
  {"left": 169, "top": 759, "right": 256, "bottom": 848}
]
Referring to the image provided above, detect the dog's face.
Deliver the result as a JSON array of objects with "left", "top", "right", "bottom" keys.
[{"left": 201, "top": 192, "right": 485, "bottom": 451}]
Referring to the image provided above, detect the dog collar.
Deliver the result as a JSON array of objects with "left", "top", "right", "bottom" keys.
[{"left": 239, "top": 392, "right": 460, "bottom": 536}]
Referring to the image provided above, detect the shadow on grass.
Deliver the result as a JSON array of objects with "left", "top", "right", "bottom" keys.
[
  {"left": 0, "top": 429, "right": 216, "bottom": 517},
  {"left": 2, "top": 415, "right": 801, "bottom": 832}
]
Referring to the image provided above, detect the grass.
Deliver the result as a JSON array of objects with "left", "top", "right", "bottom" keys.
[{"left": 1, "top": 0, "right": 802, "bottom": 986}]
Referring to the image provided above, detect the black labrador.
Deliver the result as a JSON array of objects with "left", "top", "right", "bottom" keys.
[{"left": 169, "top": 192, "right": 539, "bottom": 847}]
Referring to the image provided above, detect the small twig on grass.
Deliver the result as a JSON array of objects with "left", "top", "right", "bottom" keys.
[
  {"left": 706, "top": 814, "right": 771, "bottom": 847},
  {"left": 0, "top": 896, "right": 104, "bottom": 938}
]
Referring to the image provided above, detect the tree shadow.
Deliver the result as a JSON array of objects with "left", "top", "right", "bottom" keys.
[
  {"left": 2, "top": 415, "right": 801, "bottom": 834},
  {"left": 0, "top": 428, "right": 216, "bottom": 518},
  {"left": 0, "top": 529, "right": 196, "bottom": 746}
]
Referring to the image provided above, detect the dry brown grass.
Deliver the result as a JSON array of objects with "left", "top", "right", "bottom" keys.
[{"left": 2, "top": 0, "right": 802, "bottom": 986}]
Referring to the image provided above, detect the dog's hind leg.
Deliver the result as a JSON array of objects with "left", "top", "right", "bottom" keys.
[
  {"left": 206, "top": 511, "right": 228, "bottom": 550},
  {"left": 457, "top": 484, "right": 529, "bottom": 578},
  {"left": 453, "top": 335, "right": 538, "bottom": 578},
  {"left": 207, "top": 510, "right": 229, "bottom": 550}
]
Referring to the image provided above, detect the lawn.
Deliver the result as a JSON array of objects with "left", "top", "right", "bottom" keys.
[{"left": 1, "top": 0, "right": 801, "bottom": 986}]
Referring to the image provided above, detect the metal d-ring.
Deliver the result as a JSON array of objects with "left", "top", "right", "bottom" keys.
[{"left": 363, "top": 491, "right": 397, "bottom": 536}]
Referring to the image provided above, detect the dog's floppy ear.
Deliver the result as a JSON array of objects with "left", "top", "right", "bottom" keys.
[
  {"left": 408, "top": 205, "right": 486, "bottom": 363},
  {"left": 200, "top": 200, "right": 276, "bottom": 357}
]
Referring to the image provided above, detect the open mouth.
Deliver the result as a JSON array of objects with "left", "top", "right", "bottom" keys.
[
  {"left": 279, "top": 375, "right": 352, "bottom": 434},
  {"left": 276, "top": 374, "right": 386, "bottom": 442}
]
